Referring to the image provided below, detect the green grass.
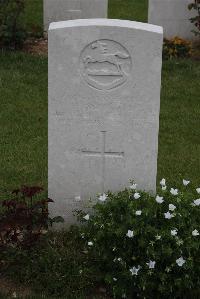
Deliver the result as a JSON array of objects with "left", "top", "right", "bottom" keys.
[
  {"left": 23, "top": 0, "right": 43, "bottom": 31},
  {"left": 0, "top": 52, "right": 47, "bottom": 195},
  {"left": 158, "top": 59, "right": 200, "bottom": 186},
  {"left": 108, "top": 0, "right": 148, "bottom": 22}
]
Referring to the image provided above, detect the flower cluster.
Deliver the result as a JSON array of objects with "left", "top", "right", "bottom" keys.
[
  {"left": 163, "top": 37, "right": 192, "bottom": 59},
  {"left": 79, "top": 178, "right": 200, "bottom": 298}
]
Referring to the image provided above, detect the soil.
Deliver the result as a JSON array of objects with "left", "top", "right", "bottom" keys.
[
  {"left": 23, "top": 38, "right": 48, "bottom": 56},
  {"left": 0, "top": 276, "right": 31, "bottom": 298},
  {"left": 0, "top": 275, "right": 112, "bottom": 298}
]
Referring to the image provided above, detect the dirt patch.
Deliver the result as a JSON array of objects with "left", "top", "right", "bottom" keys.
[
  {"left": 0, "top": 276, "right": 31, "bottom": 298},
  {"left": 23, "top": 38, "right": 48, "bottom": 56}
]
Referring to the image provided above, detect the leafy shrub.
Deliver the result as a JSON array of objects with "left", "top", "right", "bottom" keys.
[
  {"left": 78, "top": 179, "right": 200, "bottom": 299},
  {"left": 163, "top": 37, "right": 192, "bottom": 59},
  {"left": 188, "top": 0, "right": 200, "bottom": 36},
  {"left": 0, "top": 186, "right": 64, "bottom": 249},
  {"left": 0, "top": 0, "right": 26, "bottom": 49}
]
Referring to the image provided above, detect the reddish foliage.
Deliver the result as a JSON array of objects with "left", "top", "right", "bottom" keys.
[
  {"left": 0, "top": 186, "right": 52, "bottom": 249},
  {"left": 21, "top": 185, "right": 43, "bottom": 198}
]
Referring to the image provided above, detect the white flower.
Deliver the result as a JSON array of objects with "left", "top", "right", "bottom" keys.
[
  {"left": 113, "top": 277, "right": 117, "bottom": 281},
  {"left": 192, "top": 229, "right": 199, "bottom": 236},
  {"left": 114, "top": 257, "right": 122, "bottom": 263},
  {"left": 165, "top": 267, "right": 171, "bottom": 273},
  {"left": 164, "top": 211, "right": 174, "bottom": 219},
  {"left": 176, "top": 238, "right": 183, "bottom": 246},
  {"left": 196, "top": 188, "right": 200, "bottom": 194},
  {"left": 79, "top": 269, "right": 83, "bottom": 274},
  {"left": 146, "top": 260, "right": 156, "bottom": 269},
  {"left": 88, "top": 241, "right": 93, "bottom": 246},
  {"left": 155, "top": 195, "right": 164, "bottom": 204},
  {"left": 149, "top": 241, "right": 155, "bottom": 246},
  {"left": 129, "top": 266, "right": 141, "bottom": 276},
  {"left": 98, "top": 193, "right": 107, "bottom": 202},
  {"left": 170, "top": 188, "right": 178, "bottom": 196},
  {"left": 162, "top": 185, "right": 167, "bottom": 191},
  {"left": 160, "top": 178, "right": 166, "bottom": 186},
  {"left": 176, "top": 257, "right": 186, "bottom": 267},
  {"left": 169, "top": 204, "right": 176, "bottom": 211},
  {"left": 155, "top": 235, "right": 161, "bottom": 240},
  {"left": 133, "top": 192, "right": 140, "bottom": 199},
  {"left": 193, "top": 199, "right": 200, "bottom": 206},
  {"left": 130, "top": 183, "right": 137, "bottom": 190},
  {"left": 135, "top": 210, "right": 142, "bottom": 216},
  {"left": 83, "top": 214, "right": 90, "bottom": 220},
  {"left": 183, "top": 179, "right": 190, "bottom": 186},
  {"left": 126, "top": 230, "right": 134, "bottom": 238},
  {"left": 171, "top": 229, "right": 178, "bottom": 236}
]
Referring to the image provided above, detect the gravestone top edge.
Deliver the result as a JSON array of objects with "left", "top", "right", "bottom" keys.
[{"left": 49, "top": 18, "right": 163, "bottom": 34}]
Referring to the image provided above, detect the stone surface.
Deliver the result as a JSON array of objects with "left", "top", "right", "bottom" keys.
[
  {"left": 48, "top": 19, "right": 163, "bottom": 225},
  {"left": 44, "top": 0, "right": 108, "bottom": 31},
  {"left": 148, "top": 0, "right": 197, "bottom": 40}
]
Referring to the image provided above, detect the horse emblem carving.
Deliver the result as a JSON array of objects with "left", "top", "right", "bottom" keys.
[{"left": 80, "top": 39, "right": 132, "bottom": 90}]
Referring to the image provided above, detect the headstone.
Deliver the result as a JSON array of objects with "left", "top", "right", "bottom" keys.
[
  {"left": 44, "top": 0, "right": 108, "bottom": 31},
  {"left": 48, "top": 19, "right": 163, "bottom": 225},
  {"left": 148, "top": 0, "right": 197, "bottom": 40}
]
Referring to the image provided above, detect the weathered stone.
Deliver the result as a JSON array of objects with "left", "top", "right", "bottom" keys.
[
  {"left": 148, "top": 0, "right": 197, "bottom": 40},
  {"left": 44, "top": 0, "right": 108, "bottom": 31},
  {"left": 48, "top": 19, "right": 163, "bottom": 225}
]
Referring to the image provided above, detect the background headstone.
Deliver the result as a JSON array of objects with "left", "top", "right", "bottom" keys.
[
  {"left": 148, "top": 0, "right": 197, "bottom": 40},
  {"left": 44, "top": 0, "right": 108, "bottom": 31},
  {"left": 48, "top": 19, "right": 163, "bottom": 225}
]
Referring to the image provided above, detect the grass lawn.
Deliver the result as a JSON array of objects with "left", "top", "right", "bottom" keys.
[
  {"left": 0, "top": 0, "right": 200, "bottom": 298},
  {"left": 158, "top": 59, "right": 200, "bottom": 186},
  {"left": 0, "top": 53, "right": 47, "bottom": 197},
  {"left": 108, "top": 0, "right": 148, "bottom": 22}
]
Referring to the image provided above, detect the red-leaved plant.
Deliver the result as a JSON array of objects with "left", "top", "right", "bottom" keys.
[{"left": 0, "top": 186, "right": 64, "bottom": 249}]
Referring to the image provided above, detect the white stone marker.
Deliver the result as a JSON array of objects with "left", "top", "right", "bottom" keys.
[
  {"left": 148, "top": 0, "right": 197, "bottom": 40},
  {"left": 44, "top": 0, "right": 108, "bottom": 31},
  {"left": 48, "top": 19, "right": 163, "bottom": 225}
]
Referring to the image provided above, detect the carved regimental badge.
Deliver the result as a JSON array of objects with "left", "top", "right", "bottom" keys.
[{"left": 80, "top": 39, "right": 132, "bottom": 90}]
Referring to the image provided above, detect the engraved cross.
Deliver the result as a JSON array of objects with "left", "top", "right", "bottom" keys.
[{"left": 81, "top": 131, "right": 124, "bottom": 193}]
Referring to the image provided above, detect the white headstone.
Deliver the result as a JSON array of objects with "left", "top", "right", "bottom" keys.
[
  {"left": 44, "top": 0, "right": 108, "bottom": 31},
  {"left": 148, "top": 0, "right": 197, "bottom": 40},
  {"left": 48, "top": 19, "right": 163, "bottom": 225}
]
